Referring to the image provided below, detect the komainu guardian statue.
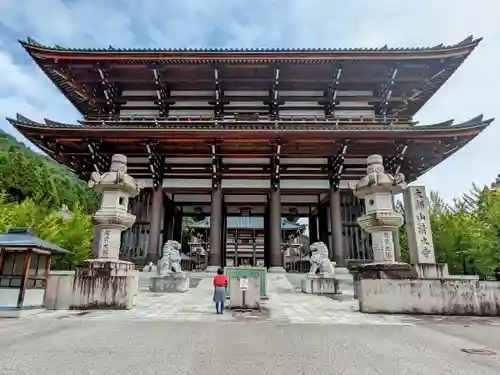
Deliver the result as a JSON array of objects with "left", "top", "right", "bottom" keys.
[
  {"left": 158, "top": 240, "right": 183, "bottom": 275},
  {"left": 308, "top": 241, "right": 335, "bottom": 276}
]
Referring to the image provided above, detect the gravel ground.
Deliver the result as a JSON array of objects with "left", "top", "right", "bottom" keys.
[{"left": 0, "top": 318, "right": 499, "bottom": 375}]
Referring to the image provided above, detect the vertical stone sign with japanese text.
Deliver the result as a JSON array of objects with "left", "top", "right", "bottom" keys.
[
  {"left": 403, "top": 186, "right": 436, "bottom": 264},
  {"left": 101, "top": 229, "right": 110, "bottom": 257}
]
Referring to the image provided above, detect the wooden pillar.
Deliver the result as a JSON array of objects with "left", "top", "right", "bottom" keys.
[
  {"left": 172, "top": 209, "right": 183, "bottom": 243},
  {"left": 17, "top": 250, "right": 32, "bottom": 309},
  {"left": 0, "top": 248, "right": 4, "bottom": 277},
  {"left": 269, "top": 187, "right": 284, "bottom": 272},
  {"left": 318, "top": 203, "right": 328, "bottom": 245},
  {"left": 234, "top": 231, "right": 239, "bottom": 267},
  {"left": 208, "top": 187, "right": 222, "bottom": 269},
  {"left": 264, "top": 206, "right": 270, "bottom": 268},
  {"left": 43, "top": 254, "right": 51, "bottom": 297},
  {"left": 221, "top": 206, "right": 227, "bottom": 268},
  {"left": 252, "top": 231, "right": 257, "bottom": 267},
  {"left": 162, "top": 196, "right": 174, "bottom": 244},
  {"left": 147, "top": 188, "right": 164, "bottom": 263},
  {"left": 329, "top": 187, "right": 345, "bottom": 266},
  {"left": 309, "top": 215, "right": 318, "bottom": 244}
]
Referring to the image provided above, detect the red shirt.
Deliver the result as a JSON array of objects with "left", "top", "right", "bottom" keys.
[{"left": 213, "top": 275, "right": 228, "bottom": 287}]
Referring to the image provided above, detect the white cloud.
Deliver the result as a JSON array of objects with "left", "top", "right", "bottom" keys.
[{"left": 0, "top": 0, "right": 499, "bottom": 200}]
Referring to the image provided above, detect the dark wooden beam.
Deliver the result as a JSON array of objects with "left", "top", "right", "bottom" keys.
[
  {"left": 377, "top": 66, "right": 399, "bottom": 116},
  {"left": 384, "top": 142, "right": 409, "bottom": 175},
  {"left": 211, "top": 140, "right": 222, "bottom": 189},
  {"left": 328, "top": 141, "right": 348, "bottom": 190},
  {"left": 152, "top": 68, "right": 170, "bottom": 116},
  {"left": 325, "top": 66, "right": 342, "bottom": 116},
  {"left": 85, "top": 140, "right": 111, "bottom": 173},
  {"left": 51, "top": 67, "right": 93, "bottom": 101},
  {"left": 97, "top": 67, "right": 121, "bottom": 115},
  {"left": 144, "top": 141, "right": 164, "bottom": 189}
]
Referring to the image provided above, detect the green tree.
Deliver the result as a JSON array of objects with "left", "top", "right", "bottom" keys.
[
  {"left": 0, "top": 197, "right": 94, "bottom": 269},
  {"left": 431, "top": 208, "right": 497, "bottom": 277},
  {"left": 398, "top": 186, "right": 500, "bottom": 279}
]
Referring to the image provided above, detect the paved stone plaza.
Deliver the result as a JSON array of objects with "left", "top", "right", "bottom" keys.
[
  {"left": 14, "top": 272, "right": 500, "bottom": 327},
  {"left": 2, "top": 272, "right": 500, "bottom": 374},
  {"left": 21, "top": 272, "right": 408, "bottom": 325}
]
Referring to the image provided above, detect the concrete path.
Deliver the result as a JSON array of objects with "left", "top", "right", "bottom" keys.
[{"left": 1, "top": 318, "right": 500, "bottom": 375}]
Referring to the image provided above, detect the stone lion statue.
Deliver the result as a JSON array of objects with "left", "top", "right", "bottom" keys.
[
  {"left": 308, "top": 241, "right": 335, "bottom": 276},
  {"left": 158, "top": 240, "right": 183, "bottom": 275}
]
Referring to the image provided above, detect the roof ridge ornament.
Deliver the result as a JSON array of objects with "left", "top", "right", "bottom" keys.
[{"left": 25, "top": 37, "right": 42, "bottom": 47}]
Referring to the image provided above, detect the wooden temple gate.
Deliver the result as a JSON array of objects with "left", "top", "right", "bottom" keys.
[
  {"left": 119, "top": 188, "right": 375, "bottom": 269},
  {"left": 8, "top": 37, "right": 492, "bottom": 273}
]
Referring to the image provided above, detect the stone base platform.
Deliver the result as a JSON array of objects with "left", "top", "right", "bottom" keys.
[
  {"left": 150, "top": 273, "right": 190, "bottom": 293},
  {"left": 301, "top": 274, "right": 340, "bottom": 294},
  {"left": 414, "top": 263, "right": 449, "bottom": 279},
  {"left": 348, "top": 262, "right": 415, "bottom": 299},
  {"left": 71, "top": 259, "right": 138, "bottom": 310},
  {"left": 353, "top": 262, "right": 415, "bottom": 279},
  {"left": 358, "top": 278, "right": 500, "bottom": 316}
]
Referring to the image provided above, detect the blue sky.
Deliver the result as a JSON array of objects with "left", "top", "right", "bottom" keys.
[{"left": 0, "top": 0, "right": 499, "bottom": 202}]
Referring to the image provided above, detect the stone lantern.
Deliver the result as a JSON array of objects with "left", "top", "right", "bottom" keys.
[
  {"left": 351, "top": 154, "right": 412, "bottom": 281},
  {"left": 88, "top": 154, "right": 140, "bottom": 260},
  {"left": 353, "top": 154, "right": 406, "bottom": 263},
  {"left": 71, "top": 154, "right": 141, "bottom": 310}
]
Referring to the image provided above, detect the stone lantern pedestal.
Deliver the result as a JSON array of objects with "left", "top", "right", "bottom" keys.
[{"left": 71, "top": 155, "right": 140, "bottom": 310}]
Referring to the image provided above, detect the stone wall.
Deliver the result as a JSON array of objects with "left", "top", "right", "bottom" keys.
[
  {"left": 44, "top": 271, "right": 76, "bottom": 310},
  {"left": 358, "top": 279, "right": 500, "bottom": 316}
]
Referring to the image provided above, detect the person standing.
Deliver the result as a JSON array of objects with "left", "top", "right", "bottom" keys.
[{"left": 213, "top": 268, "right": 228, "bottom": 314}]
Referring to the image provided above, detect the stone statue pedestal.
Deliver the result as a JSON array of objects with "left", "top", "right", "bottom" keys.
[
  {"left": 150, "top": 273, "right": 190, "bottom": 293},
  {"left": 301, "top": 274, "right": 340, "bottom": 295},
  {"left": 71, "top": 259, "right": 138, "bottom": 310}
]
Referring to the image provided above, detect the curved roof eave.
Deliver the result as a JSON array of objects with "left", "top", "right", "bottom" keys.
[
  {"left": 19, "top": 35, "right": 482, "bottom": 60},
  {"left": 6, "top": 114, "right": 494, "bottom": 138}
]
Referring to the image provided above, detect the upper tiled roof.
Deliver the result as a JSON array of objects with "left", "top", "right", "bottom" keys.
[{"left": 20, "top": 35, "right": 481, "bottom": 55}]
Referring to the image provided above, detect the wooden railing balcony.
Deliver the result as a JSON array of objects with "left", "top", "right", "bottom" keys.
[{"left": 82, "top": 114, "right": 414, "bottom": 126}]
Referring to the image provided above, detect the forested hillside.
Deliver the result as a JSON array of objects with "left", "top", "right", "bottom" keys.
[
  {"left": 0, "top": 130, "right": 97, "bottom": 269},
  {"left": 0, "top": 130, "right": 98, "bottom": 211}
]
